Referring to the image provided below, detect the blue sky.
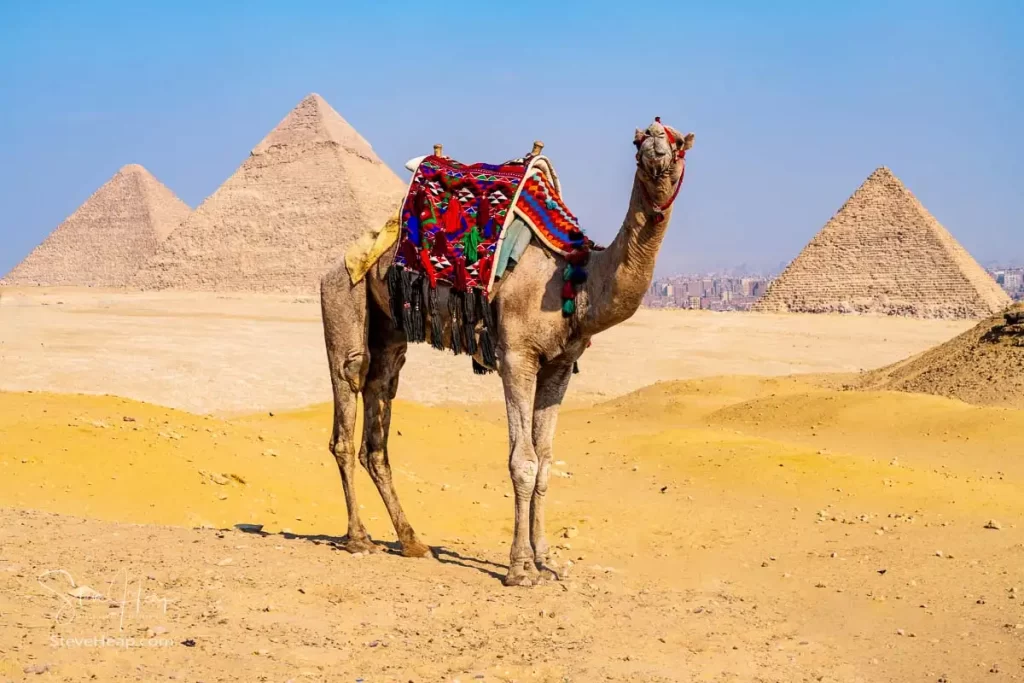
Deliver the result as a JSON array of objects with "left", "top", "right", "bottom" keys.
[{"left": 1, "top": 1, "right": 1021, "bottom": 276}]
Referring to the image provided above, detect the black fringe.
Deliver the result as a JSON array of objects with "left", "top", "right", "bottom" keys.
[
  {"left": 408, "top": 273, "right": 426, "bottom": 343},
  {"left": 428, "top": 285, "right": 444, "bottom": 350},
  {"left": 462, "top": 289, "right": 478, "bottom": 356},
  {"left": 479, "top": 292, "right": 496, "bottom": 332},
  {"left": 448, "top": 290, "right": 464, "bottom": 355},
  {"left": 573, "top": 361, "right": 580, "bottom": 374},
  {"left": 472, "top": 359, "right": 491, "bottom": 375}
]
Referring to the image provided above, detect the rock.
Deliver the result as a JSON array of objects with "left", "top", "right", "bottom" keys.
[
  {"left": 935, "top": 550, "right": 944, "bottom": 557},
  {"left": 24, "top": 664, "right": 51, "bottom": 675},
  {"left": 216, "top": 558, "right": 233, "bottom": 566},
  {"left": 562, "top": 526, "right": 579, "bottom": 539},
  {"left": 67, "top": 585, "right": 104, "bottom": 599},
  {"left": 208, "top": 472, "right": 230, "bottom": 485},
  {"left": 147, "top": 625, "right": 168, "bottom": 637},
  {"left": 984, "top": 519, "right": 1002, "bottom": 530},
  {"left": 896, "top": 628, "right": 905, "bottom": 636},
  {"left": 123, "top": 416, "right": 136, "bottom": 422},
  {"left": 440, "top": 484, "right": 450, "bottom": 491},
  {"left": 263, "top": 449, "right": 278, "bottom": 457}
]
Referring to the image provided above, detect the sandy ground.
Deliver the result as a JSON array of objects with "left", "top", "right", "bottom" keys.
[
  {"left": 1, "top": 288, "right": 1021, "bottom": 682},
  {"left": 0, "top": 288, "right": 971, "bottom": 414}
]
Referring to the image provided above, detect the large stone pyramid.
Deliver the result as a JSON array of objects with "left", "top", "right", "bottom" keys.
[
  {"left": 133, "top": 93, "right": 405, "bottom": 293},
  {"left": 2, "top": 165, "right": 190, "bottom": 287},
  {"left": 753, "top": 167, "right": 1010, "bottom": 319}
]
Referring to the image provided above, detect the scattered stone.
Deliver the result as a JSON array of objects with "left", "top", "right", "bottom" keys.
[
  {"left": 562, "top": 526, "right": 579, "bottom": 539},
  {"left": 147, "top": 626, "right": 168, "bottom": 637},
  {"left": 181, "top": 638, "right": 196, "bottom": 647},
  {"left": 216, "top": 558, "right": 233, "bottom": 566},
  {"left": 67, "top": 586, "right": 104, "bottom": 600},
  {"left": 23, "top": 664, "right": 51, "bottom": 675},
  {"left": 896, "top": 628, "right": 905, "bottom": 636},
  {"left": 263, "top": 449, "right": 278, "bottom": 457},
  {"left": 984, "top": 519, "right": 1002, "bottom": 530},
  {"left": 123, "top": 416, "right": 136, "bottom": 422},
  {"left": 440, "top": 484, "right": 450, "bottom": 491},
  {"left": 935, "top": 551, "right": 944, "bottom": 558}
]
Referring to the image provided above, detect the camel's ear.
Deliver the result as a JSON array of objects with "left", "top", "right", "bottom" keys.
[
  {"left": 679, "top": 132, "right": 695, "bottom": 151},
  {"left": 634, "top": 128, "right": 646, "bottom": 146}
]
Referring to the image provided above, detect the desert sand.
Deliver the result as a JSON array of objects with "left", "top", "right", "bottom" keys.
[{"left": 1, "top": 289, "right": 1021, "bottom": 682}]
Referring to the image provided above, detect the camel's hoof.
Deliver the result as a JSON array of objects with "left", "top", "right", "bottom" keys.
[
  {"left": 537, "top": 565, "right": 563, "bottom": 582},
  {"left": 503, "top": 572, "right": 536, "bottom": 587},
  {"left": 400, "top": 540, "right": 432, "bottom": 558},
  {"left": 343, "top": 537, "right": 377, "bottom": 554},
  {"left": 503, "top": 561, "right": 539, "bottom": 587}
]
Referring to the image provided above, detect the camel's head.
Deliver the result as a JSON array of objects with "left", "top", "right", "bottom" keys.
[{"left": 633, "top": 118, "right": 694, "bottom": 207}]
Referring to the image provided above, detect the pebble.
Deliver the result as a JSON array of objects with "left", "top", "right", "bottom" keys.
[
  {"left": 24, "top": 664, "right": 51, "bottom": 675},
  {"left": 896, "top": 628, "right": 905, "bottom": 636},
  {"left": 263, "top": 449, "right": 278, "bottom": 457},
  {"left": 216, "top": 558, "right": 233, "bottom": 566},
  {"left": 147, "top": 625, "right": 169, "bottom": 637},
  {"left": 562, "top": 526, "right": 579, "bottom": 539},
  {"left": 984, "top": 520, "right": 1002, "bottom": 530}
]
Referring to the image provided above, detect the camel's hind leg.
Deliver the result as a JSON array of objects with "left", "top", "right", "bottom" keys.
[
  {"left": 320, "top": 266, "right": 374, "bottom": 553},
  {"left": 359, "top": 301, "right": 430, "bottom": 558}
]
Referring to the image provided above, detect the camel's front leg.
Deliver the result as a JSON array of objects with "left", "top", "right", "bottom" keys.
[
  {"left": 500, "top": 350, "right": 540, "bottom": 587},
  {"left": 530, "top": 361, "right": 573, "bottom": 578}
]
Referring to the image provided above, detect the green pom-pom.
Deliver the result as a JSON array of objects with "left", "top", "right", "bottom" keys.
[
  {"left": 562, "top": 299, "right": 576, "bottom": 316},
  {"left": 563, "top": 265, "right": 573, "bottom": 281}
]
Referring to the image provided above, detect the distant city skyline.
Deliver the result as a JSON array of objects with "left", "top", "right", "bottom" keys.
[{"left": 1, "top": 2, "right": 1022, "bottom": 278}]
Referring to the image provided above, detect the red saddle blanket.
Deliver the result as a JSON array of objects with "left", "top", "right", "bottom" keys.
[{"left": 387, "top": 153, "right": 599, "bottom": 369}]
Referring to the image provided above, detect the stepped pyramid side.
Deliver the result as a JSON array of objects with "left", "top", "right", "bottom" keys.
[
  {"left": 133, "top": 94, "right": 406, "bottom": 293},
  {"left": 3, "top": 165, "right": 190, "bottom": 287},
  {"left": 753, "top": 167, "right": 1010, "bottom": 319}
]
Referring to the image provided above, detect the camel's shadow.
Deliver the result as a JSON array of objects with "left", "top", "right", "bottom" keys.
[{"left": 231, "top": 523, "right": 507, "bottom": 581}]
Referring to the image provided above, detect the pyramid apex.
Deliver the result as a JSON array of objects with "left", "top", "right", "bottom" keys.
[
  {"left": 251, "top": 93, "right": 377, "bottom": 160},
  {"left": 116, "top": 163, "right": 153, "bottom": 178}
]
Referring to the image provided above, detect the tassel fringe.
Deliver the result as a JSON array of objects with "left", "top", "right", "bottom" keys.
[{"left": 387, "top": 264, "right": 498, "bottom": 375}]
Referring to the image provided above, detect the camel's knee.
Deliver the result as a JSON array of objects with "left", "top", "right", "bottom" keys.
[
  {"left": 509, "top": 452, "right": 539, "bottom": 492},
  {"left": 363, "top": 449, "right": 389, "bottom": 479},
  {"left": 338, "top": 351, "right": 369, "bottom": 394}
]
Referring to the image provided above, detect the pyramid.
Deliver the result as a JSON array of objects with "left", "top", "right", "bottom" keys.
[
  {"left": 753, "top": 167, "right": 1010, "bottom": 319},
  {"left": 862, "top": 304, "right": 1024, "bottom": 409},
  {"left": 2, "top": 165, "right": 190, "bottom": 287},
  {"left": 132, "top": 94, "right": 406, "bottom": 293}
]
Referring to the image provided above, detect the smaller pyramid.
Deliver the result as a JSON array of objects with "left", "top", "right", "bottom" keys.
[
  {"left": 753, "top": 167, "right": 1010, "bottom": 318},
  {"left": 862, "top": 304, "right": 1024, "bottom": 408},
  {"left": 133, "top": 93, "right": 405, "bottom": 293},
  {"left": 3, "top": 165, "right": 190, "bottom": 287}
]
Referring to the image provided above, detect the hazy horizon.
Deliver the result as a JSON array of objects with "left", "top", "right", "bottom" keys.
[{"left": 1, "top": 1, "right": 1021, "bottom": 278}]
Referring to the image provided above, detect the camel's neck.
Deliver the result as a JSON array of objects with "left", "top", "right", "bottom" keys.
[{"left": 581, "top": 172, "right": 675, "bottom": 335}]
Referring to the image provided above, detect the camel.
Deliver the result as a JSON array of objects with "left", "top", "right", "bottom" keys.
[{"left": 320, "top": 118, "right": 693, "bottom": 586}]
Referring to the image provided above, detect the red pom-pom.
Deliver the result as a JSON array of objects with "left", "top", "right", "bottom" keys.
[{"left": 562, "top": 281, "right": 576, "bottom": 300}]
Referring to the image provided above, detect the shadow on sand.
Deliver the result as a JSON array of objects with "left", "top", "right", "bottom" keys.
[{"left": 230, "top": 523, "right": 508, "bottom": 582}]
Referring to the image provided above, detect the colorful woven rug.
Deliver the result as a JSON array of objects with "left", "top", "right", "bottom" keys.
[{"left": 386, "top": 153, "right": 600, "bottom": 370}]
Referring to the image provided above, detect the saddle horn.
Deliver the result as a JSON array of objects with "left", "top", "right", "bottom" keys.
[{"left": 531, "top": 140, "right": 544, "bottom": 156}]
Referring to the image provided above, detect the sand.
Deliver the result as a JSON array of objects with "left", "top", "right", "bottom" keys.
[
  {"left": 0, "top": 288, "right": 972, "bottom": 414},
  {"left": 1, "top": 288, "right": 1021, "bottom": 682},
  {"left": 863, "top": 303, "right": 1024, "bottom": 409}
]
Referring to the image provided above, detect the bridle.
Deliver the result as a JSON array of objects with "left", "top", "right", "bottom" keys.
[{"left": 634, "top": 116, "right": 688, "bottom": 224}]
